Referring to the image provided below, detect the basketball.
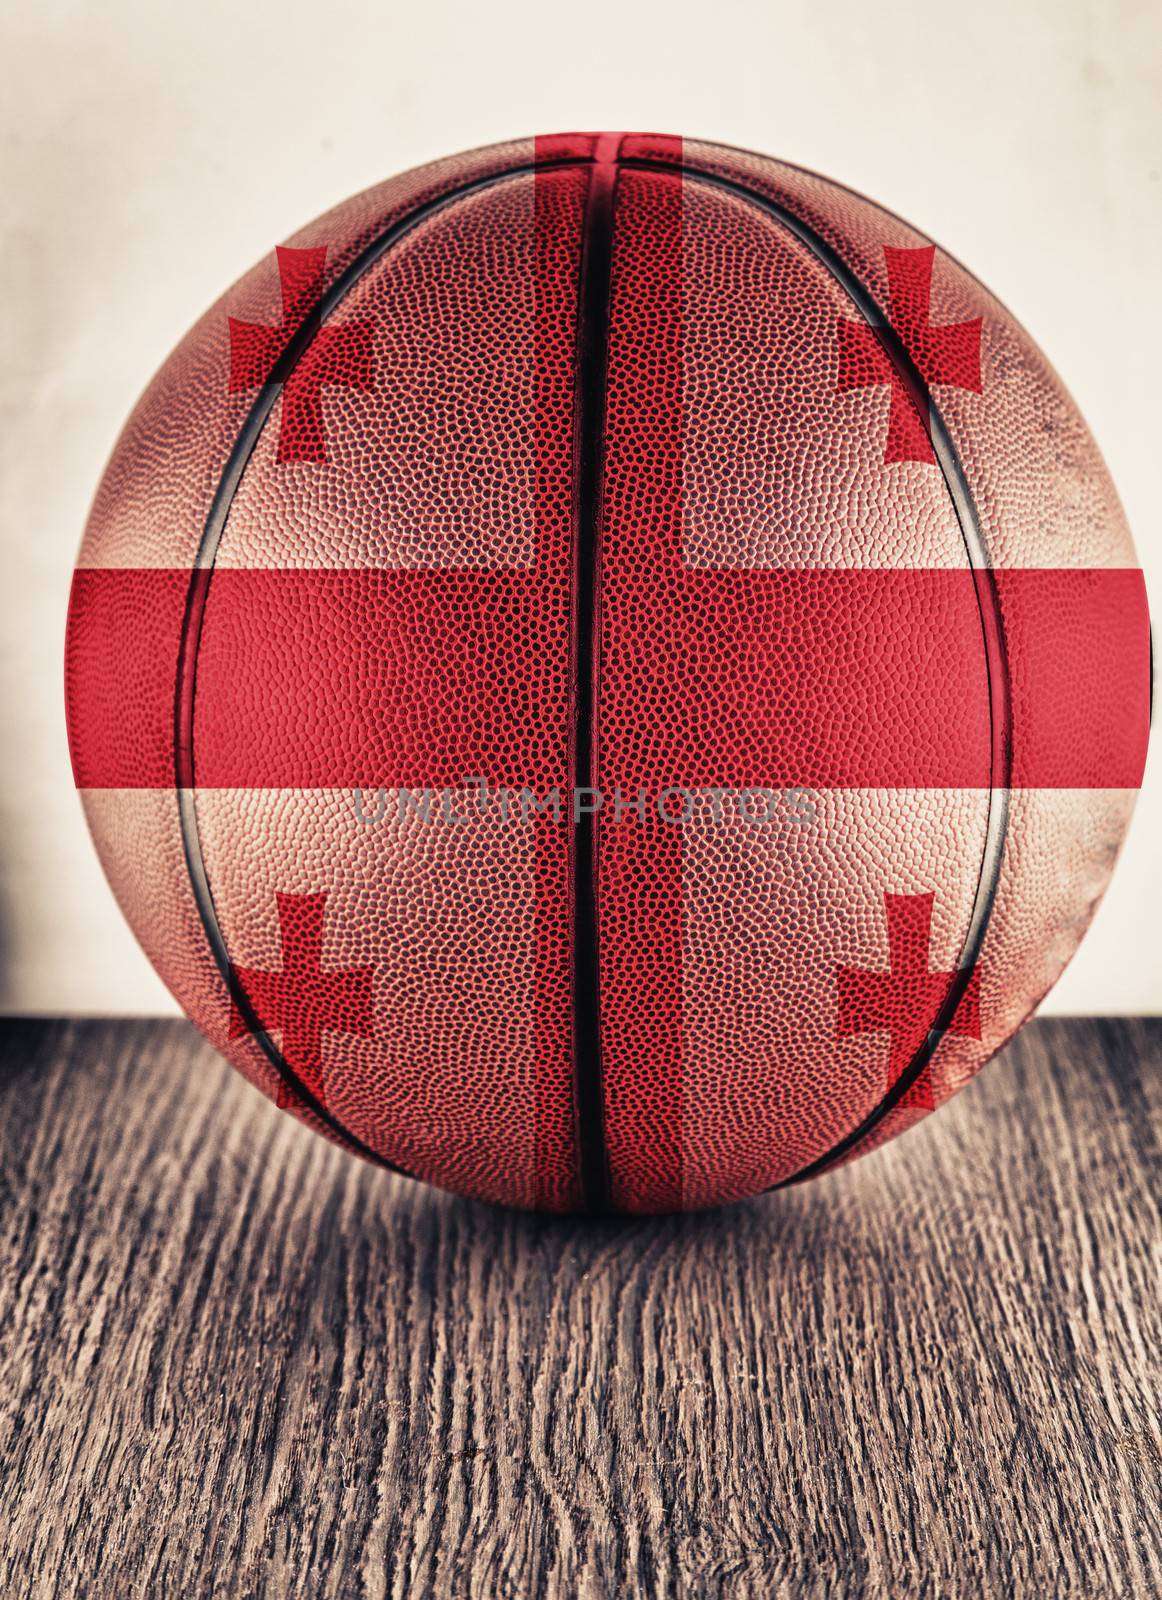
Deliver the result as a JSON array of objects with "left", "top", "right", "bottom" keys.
[{"left": 65, "top": 133, "right": 1150, "bottom": 1212}]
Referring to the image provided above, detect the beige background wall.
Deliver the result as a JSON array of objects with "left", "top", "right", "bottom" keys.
[{"left": 1, "top": 0, "right": 1158, "bottom": 1014}]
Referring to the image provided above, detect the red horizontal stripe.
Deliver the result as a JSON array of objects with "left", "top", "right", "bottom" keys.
[{"left": 65, "top": 566, "right": 1149, "bottom": 790}]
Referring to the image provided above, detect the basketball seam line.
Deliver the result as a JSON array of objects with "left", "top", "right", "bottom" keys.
[
  {"left": 570, "top": 136, "right": 621, "bottom": 1214},
  {"left": 175, "top": 157, "right": 583, "bottom": 1179},
  {"left": 620, "top": 157, "right": 1012, "bottom": 1188}
]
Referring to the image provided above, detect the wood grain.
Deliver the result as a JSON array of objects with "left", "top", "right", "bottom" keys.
[{"left": 0, "top": 1017, "right": 1158, "bottom": 1598}]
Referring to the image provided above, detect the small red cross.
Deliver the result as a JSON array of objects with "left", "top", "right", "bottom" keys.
[
  {"left": 836, "top": 891, "right": 983, "bottom": 1113},
  {"left": 227, "top": 891, "right": 376, "bottom": 1110},
  {"left": 228, "top": 245, "right": 375, "bottom": 464},
  {"left": 837, "top": 245, "right": 982, "bottom": 464}
]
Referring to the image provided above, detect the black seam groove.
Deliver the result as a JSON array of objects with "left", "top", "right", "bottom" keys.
[
  {"left": 175, "top": 157, "right": 586, "bottom": 1174},
  {"left": 622, "top": 157, "right": 1011, "bottom": 1188},
  {"left": 570, "top": 137, "right": 621, "bottom": 1214}
]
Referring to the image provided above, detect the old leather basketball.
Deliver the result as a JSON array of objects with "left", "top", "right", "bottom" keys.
[{"left": 65, "top": 134, "right": 1151, "bottom": 1212}]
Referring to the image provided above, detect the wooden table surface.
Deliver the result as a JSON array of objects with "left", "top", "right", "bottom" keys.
[{"left": 0, "top": 1017, "right": 1158, "bottom": 1599}]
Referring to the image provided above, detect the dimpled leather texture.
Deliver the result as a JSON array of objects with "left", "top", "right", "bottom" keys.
[{"left": 65, "top": 133, "right": 1150, "bottom": 1213}]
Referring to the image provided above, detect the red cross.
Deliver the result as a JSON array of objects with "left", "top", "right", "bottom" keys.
[
  {"left": 227, "top": 891, "right": 376, "bottom": 1110},
  {"left": 228, "top": 246, "right": 375, "bottom": 464},
  {"left": 67, "top": 145, "right": 1149, "bottom": 1208},
  {"left": 836, "top": 892, "right": 983, "bottom": 1113},
  {"left": 837, "top": 245, "right": 982, "bottom": 464}
]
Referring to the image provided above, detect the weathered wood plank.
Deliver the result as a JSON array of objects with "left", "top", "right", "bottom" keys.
[{"left": 0, "top": 1017, "right": 1158, "bottom": 1598}]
